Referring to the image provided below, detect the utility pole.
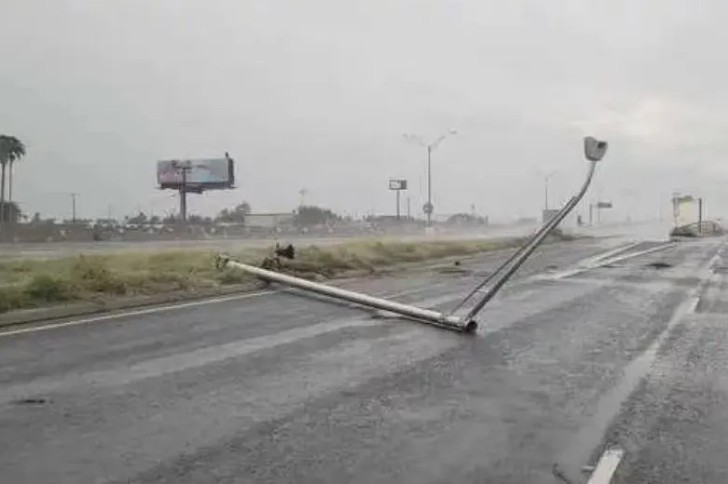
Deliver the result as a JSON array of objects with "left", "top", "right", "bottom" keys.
[
  {"left": 299, "top": 188, "right": 307, "bottom": 208},
  {"left": 179, "top": 169, "right": 187, "bottom": 222},
  {"left": 407, "top": 197, "right": 411, "bottom": 219},
  {"left": 403, "top": 129, "right": 457, "bottom": 225},
  {"left": 698, "top": 197, "right": 703, "bottom": 234},
  {"left": 543, "top": 171, "right": 557, "bottom": 210},
  {"left": 70, "top": 193, "right": 78, "bottom": 223},
  {"left": 589, "top": 203, "right": 593, "bottom": 225},
  {"left": 427, "top": 145, "right": 432, "bottom": 222}
]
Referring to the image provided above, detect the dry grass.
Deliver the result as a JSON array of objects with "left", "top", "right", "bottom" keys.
[{"left": 0, "top": 235, "right": 568, "bottom": 313}]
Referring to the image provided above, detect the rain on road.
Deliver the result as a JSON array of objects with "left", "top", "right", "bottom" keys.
[{"left": 0, "top": 235, "right": 726, "bottom": 483}]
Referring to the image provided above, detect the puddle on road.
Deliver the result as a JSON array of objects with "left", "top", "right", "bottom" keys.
[
  {"left": 645, "top": 261, "right": 673, "bottom": 269},
  {"left": 13, "top": 397, "right": 50, "bottom": 406}
]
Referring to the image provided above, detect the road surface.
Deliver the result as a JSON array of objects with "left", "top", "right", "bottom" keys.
[{"left": 1, "top": 232, "right": 726, "bottom": 483}]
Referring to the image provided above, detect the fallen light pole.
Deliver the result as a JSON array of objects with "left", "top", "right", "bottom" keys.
[
  {"left": 450, "top": 137, "right": 607, "bottom": 320},
  {"left": 217, "top": 137, "right": 607, "bottom": 334},
  {"left": 216, "top": 256, "right": 476, "bottom": 332}
]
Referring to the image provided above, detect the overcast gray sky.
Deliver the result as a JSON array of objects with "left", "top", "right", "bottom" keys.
[{"left": 2, "top": 0, "right": 728, "bottom": 223}]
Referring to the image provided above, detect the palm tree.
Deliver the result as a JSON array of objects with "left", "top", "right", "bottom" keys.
[{"left": 0, "top": 135, "right": 26, "bottom": 225}]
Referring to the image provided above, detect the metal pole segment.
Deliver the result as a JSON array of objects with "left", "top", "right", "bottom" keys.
[
  {"left": 447, "top": 205, "right": 566, "bottom": 315},
  {"left": 217, "top": 255, "right": 477, "bottom": 333},
  {"left": 427, "top": 145, "right": 432, "bottom": 225},
  {"left": 448, "top": 166, "right": 587, "bottom": 315},
  {"left": 217, "top": 137, "right": 603, "bottom": 335},
  {"left": 698, "top": 198, "right": 703, "bottom": 234},
  {"left": 462, "top": 160, "right": 598, "bottom": 321}
]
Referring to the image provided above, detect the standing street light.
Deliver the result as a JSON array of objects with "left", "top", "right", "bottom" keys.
[
  {"left": 299, "top": 188, "right": 308, "bottom": 208},
  {"left": 70, "top": 192, "right": 78, "bottom": 224},
  {"left": 403, "top": 129, "right": 457, "bottom": 225},
  {"left": 542, "top": 171, "right": 558, "bottom": 211}
]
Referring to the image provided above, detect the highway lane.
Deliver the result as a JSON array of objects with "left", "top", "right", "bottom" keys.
[
  {"left": 602, "top": 240, "right": 728, "bottom": 483},
  {"left": 0, "top": 235, "right": 724, "bottom": 483}
]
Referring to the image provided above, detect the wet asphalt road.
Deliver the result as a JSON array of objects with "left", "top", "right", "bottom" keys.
[{"left": 0, "top": 234, "right": 726, "bottom": 483}]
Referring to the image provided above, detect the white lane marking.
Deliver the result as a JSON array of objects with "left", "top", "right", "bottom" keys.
[
  {"left": 0, "top": 287, "right": 477, "bottom": 402},
  {"left": 603, "top": 242, "right": 677, "bottom": 263},
  {"left": 0, "top": 280, "right": 453, "bottom": 339},
  {"left": 586, "top": 242, "right": 642, "bottom": 265},
  {"left": 0, "top": 291, "right": 274, "bottom": 338},
  {"left": 587, "top": 448, "right": 624, "bottom": 484},
  {"left": 545, "top": 242, "right": 677, "bottom": 280},
  {"left": 558, "top": 244, "right": 724, "bottom": 478},
  {"left": 0, "top": 241, "right": 672, "bottom": 339},
  {"left": 0, "top": 317, "right": 387, "bottom": 404}
]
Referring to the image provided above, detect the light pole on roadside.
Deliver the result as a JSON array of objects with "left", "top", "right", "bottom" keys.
[
  {"left": 70, "top": 193, "right": 78, "bottom": 223},
  {"left": 403, "top": 129, "right": 457, "bottom": 225},
  {"left": 543, "top": 171, "right": 558, "bottom": 210}
]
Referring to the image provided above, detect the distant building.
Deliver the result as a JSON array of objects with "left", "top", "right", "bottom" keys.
[
  {"left": 245, "top": 212, "right": 295, "bottom": 229},
  {"left": 542, "top": 209, "right": 559, "bottom": 223}
]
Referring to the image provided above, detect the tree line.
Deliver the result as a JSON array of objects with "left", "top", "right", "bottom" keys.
[
  {"left": 115, "top": 203, "right": 342, "bottom": 227},
  {"left": 123, "top": 204, "right": 341, "bottom": 227}
]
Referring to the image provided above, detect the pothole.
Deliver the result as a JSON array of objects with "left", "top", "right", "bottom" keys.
[
  {"left": 646, "top": 261, "right": 672, "bottom": 269},
  {"left": 13, "top": 397, "right": 50, "bottom": 405}
]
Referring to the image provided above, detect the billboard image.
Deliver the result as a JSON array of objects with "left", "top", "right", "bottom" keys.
[{"left": 157, "top": 157, "right": 235, "bottom": 191}]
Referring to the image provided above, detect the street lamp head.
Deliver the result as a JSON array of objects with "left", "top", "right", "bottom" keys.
[{"left": 584, "top": 136, "right": 608, "bottom": 162}]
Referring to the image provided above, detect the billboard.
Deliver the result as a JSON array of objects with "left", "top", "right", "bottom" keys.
[
  {"left": 388, "top": 179, "right": 408, "bottom": 190},
  {"left": 157, "top": 157, "right": 235, "bottom": 191}
]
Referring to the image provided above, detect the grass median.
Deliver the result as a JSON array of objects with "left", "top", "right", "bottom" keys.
[{"left": 0, "top": 235, "right": 571, "bottom": 314}]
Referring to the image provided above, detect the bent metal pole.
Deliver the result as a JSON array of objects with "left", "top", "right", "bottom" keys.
[
  {"left": 457, "top": 136, "right": 607, "bottom": 322},
  {"left": 218, "top": 136, "right": 605, "bottom": 335},
  {"left": 450, "top": 161, "right": 597, "bottom": 317},
  {"left": 216, "top": 255, "right": 477, "bottom": 333},
  {"left": 461, "top": 158, "right": 598, "bottom": 322}
]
